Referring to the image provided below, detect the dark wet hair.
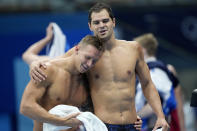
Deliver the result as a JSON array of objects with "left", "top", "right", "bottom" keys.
[{"left": 88, "top": 2, "right": 114, "bottom": 24}]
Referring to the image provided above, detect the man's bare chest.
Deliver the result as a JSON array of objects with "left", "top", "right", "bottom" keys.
[
  {"left": 46, "top": 73, "right": 86, "bottom": 103},
  {"left": 91, "top": 50, "right": 137, "bottom": 82}
]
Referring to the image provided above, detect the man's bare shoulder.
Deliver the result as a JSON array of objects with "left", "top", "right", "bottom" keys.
[
  {"left": 35, "top": 59, "right": 71, "bottom": 88},
  {"left": 35, "top": 62, "right": 56, "bottom": 87},
  {"left": 46, "top": 58, "right": 72, "bottom": 78},
  {"left": 61, "top": 46, "right": 75, "bottom": 58},
  {"left": 117, "top": 39, "right": 141, "bottom": 50},
  {"left": 44, "top": 61, "right": 57, "bottom": 75},
  {"left": 118, "top": 40, "right": 144, "bottom": 62}
]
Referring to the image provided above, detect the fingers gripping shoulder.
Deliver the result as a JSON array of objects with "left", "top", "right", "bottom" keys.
[{"left": 37, "top": 62, "right": 55, "bottom": 87}]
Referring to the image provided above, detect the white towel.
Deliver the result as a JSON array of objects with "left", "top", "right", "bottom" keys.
[
  {"left": 154, "top": 128, "right": 163, "bottom": 131},
  {"left": 43, "top": 105, "right": 108, "bottom": 131},
  {"left": 46, "top": 23, "right": 66, "bottom": 58}
]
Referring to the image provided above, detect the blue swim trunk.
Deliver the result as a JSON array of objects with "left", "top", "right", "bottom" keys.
[{"left": 105, "top": 123, "right": 137, "bottom": 131}]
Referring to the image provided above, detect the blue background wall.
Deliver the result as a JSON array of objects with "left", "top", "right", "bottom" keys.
[{"left": 0, "top": 12, "right": 91, "bottom": 131}]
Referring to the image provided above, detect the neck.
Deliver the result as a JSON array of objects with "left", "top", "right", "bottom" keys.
[
  {"left": 71, "top": 54, "right": 81, "bottom": 75},
  {"left": 103, "top": 34, "right": 116, "bottom": 51},
  {"left": 64, "top": 55, "right": 80, "bottom": 75}
]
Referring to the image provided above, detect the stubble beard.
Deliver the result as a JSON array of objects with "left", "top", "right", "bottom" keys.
[{"left": 98, "top": 32, "right": 112, "bottom": 43}]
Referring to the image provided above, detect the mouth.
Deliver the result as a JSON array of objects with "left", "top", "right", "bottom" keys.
[{"left": 99, "top": 30, "right": 107, "bottom": 35}]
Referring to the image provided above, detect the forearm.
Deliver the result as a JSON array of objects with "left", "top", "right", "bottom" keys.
[
  {"left": 142, "top": 82, "right": 165, "bottom": 118},
  {"left": 20, "top": 101, "right": 68, "bottom": 126},
  {"left": 175, "top": 86, "right": 185, "bottom": 131},
  {"left": 22, "top": 37, "right": 51, "bottom": 65}
]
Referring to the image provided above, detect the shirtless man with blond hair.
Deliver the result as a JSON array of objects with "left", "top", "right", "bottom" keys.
[
  {"left": 30, "top": 3, "right": 169, "bottom": 131},
  {"left": 20, "top": 35, "right": 103, "bottom": 131}
]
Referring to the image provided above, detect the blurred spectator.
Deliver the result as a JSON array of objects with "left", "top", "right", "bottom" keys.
[{"left": 134, "top": 33, "right": 185, "bottom": 131}]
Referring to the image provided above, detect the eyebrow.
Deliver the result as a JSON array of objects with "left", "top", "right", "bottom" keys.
[
  {"left": 92, "top": 20, "right": 99, "bottom": 23},
  {"left": 103, "top": 18, "right": 109, "bottom": 20},
  {"left": 92, "top": 18, "right": 110, "bottom": 22}
]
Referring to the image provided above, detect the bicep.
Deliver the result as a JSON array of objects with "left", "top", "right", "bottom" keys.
[
  {"left": 134, "top": 43, "right": 151, "bottom": 86},
  {"left": 23, "top": 52, "right": 51, "bottom": 65},
  {"left": 31, "top": 56, "right": 50, "bottom": 64},
  {"left": 136, "top": 57, "right": 152, "bottom": 88},
  {"left": 20, "top": 66, "right": 53, "bottom": 110},
  {"left": 23, "top": 54, "right": 39, "bottom": 65},
  {"left": 21, "top": 81, "right": 46, "bottom": 103}
]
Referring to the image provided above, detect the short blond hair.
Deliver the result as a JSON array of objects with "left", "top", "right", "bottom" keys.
[
  {"left": 134, "top": 33, "right": 158, "bottom": 56},
  {"left": 79, "top": 35, "right": 103, "bottom": 51}
]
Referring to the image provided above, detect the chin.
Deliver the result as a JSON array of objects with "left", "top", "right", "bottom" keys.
[{"left": 100, "top": 36, "right": 110, "bottom": 42}]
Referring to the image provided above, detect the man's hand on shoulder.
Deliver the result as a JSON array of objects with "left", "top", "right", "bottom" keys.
[{"left": 30, "top": 60, "right": 48, "bottom": 83}]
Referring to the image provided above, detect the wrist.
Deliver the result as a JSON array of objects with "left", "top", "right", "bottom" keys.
[
  {"left": 51, "top": 117, "right": 67, "bottom": 126},
  {"left": 157, "top": 113, "right": 165, "bottom": 119},
  {"left": 44, "top": 36, "right": 52, "bottom": 43}
]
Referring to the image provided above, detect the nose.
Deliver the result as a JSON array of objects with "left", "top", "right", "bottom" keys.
[{"left": 99, "top": 22, "right": 105, "bottom": 28}]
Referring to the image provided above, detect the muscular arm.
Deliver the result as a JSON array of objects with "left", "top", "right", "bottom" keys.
[
  {"left": 137, "top": 68, "right": 173, "bottom": 118},
  {"left": 135, "top": 44, "right": 164, "bottom": 118},
  {"left": 20, "top": 80, "right": 56, "bottom": 123},
  {"left": 20, "top": 65, "right": 79, "bottom": 126},
  {"left": 22, "top": 24, "right": 53, "bottom": 65},
  {"left": 22, "top": 38, "right": 51, "bottom": 65},
  {"left": 134, "top": 43, "right": 169, "bottom": 130}
]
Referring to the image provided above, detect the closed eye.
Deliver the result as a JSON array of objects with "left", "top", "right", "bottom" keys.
[
  {"left": 93, "top": 21, "right": 99, "bottom": 25},
  {"left": 85, "top": 56, "right": 91, "bottom": 60},
  {"left": 103, "top": 19, "right": 109, "bottom": 23}
]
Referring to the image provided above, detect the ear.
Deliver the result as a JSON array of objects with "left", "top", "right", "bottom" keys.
[
  {"left": 75, "top": 45, "right": 79, "bottom": 51},
  {"left": 75, "top": 45, "right": 80, "bottom": 54},
  {"left": 112, "top": 18, "right": 116, "bottom": 28},
  {"left": 88, "top": 22, "right": 93, "bottom": 31}
]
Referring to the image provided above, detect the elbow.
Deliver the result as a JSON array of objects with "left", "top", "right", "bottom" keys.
[
  {"left": 20, "top": 101, "right": 31, "bottom": 116},
  {"left": 141, "top": 79, "right": 150, "bottom": 89},
  {"left": 22, "top": 52, "right": 28, "bottom": 62},
  {"left": 141, "top": 79, "right": 156, "bottom": 93},
  {"left": 22, "top": 52, "right": 33, "bottom": 65},
  {"left": 20, "top": 102, "right": 26, "bottom": 115}
]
